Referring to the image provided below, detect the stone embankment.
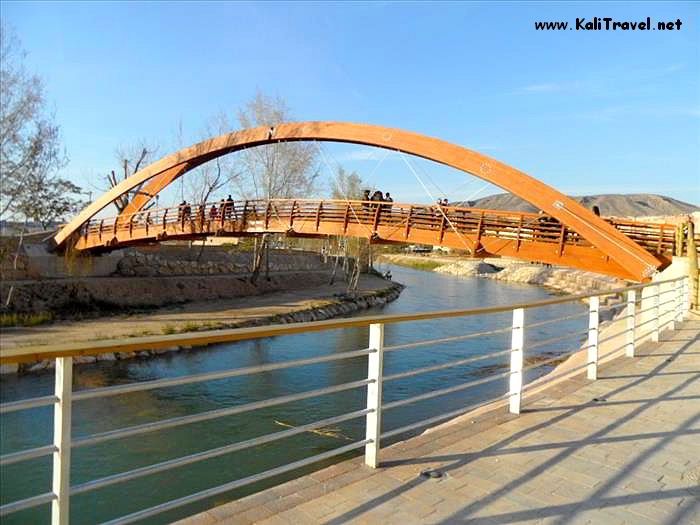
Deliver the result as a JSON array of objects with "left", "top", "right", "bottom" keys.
[
  {"left": 378, "top": 254, "right": 623, "bottom": 297},
  {"left": 1, "top": 248, "right": 335, "bottom": 315},
  {"left": 2, "top": 271, "right": 336, "bottom": 315},
  {"left": 115, "top": 250, "right": 327, "bottom": 277},
  {"left": 2, "top": 280, "right": 404, "bottom": 375}
]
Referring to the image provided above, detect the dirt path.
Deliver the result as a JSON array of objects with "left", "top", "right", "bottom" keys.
[{"left": 1, "top": 275, "right": 397, "bottom": 349}]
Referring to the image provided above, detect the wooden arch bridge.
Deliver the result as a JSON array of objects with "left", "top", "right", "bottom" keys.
[{"left": 54, "top": 122, "right": 674, "bottom": 282}]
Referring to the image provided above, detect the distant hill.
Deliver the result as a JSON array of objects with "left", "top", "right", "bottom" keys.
[{"left": 457, "top": 194, "right": 699, "bottom": 217}]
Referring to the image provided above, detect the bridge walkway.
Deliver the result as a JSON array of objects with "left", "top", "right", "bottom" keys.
[
  {"left": 74, "top": 199, "right": 679, "bottom": 281},
  {"left": 178, "top": 319, "right": 700, "bottom": 525}
]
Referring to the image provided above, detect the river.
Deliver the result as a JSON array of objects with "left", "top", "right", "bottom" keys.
[{"left": 0, "top": 264, "right": 587, "bottom": 524}]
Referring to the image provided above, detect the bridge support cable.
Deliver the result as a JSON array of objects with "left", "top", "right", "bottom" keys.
[
  {"left": 315, "top": 143, "right": 374, "bottom": 237},
  {"left": 315, "top": 142, "right": 375, "bottom": 292},
  {"left": 405, "top": 153, "right": 492, "bottom": 210},
  {"left": 398, "top": 152, "right": 476, "bottom": 253}
]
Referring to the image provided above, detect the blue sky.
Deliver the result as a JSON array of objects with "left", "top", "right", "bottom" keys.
[{"left": 3, "top": 1, "right": 699, "bottom": 207}]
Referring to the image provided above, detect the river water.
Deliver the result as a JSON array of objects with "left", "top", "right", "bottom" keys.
[{"left": 0, "top": 264, "right": 587, "bottom": 524}]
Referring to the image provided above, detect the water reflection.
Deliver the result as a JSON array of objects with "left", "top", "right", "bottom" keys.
[{"left": 0, "top": 264, "right": 586, "bottom": 524}]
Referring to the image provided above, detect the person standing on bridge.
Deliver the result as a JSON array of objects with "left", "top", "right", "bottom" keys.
[
  {"left": 178, "top": 200, "right": 186, "bottom": 223},
  {"left": 370, "top": 191, "right": 384, "bottom": 225},
  {"left": 370, "top": 191, "right": 384, "bottom": 210},
  {"left": 225, "top": 195, "right": 234, "bottom": 220},
  {"left": 209, "top": 204, "right": 218, "bottom": 221},
  {"left": 361, "top": 190, "right": 372, "bottom": 217},
  {"left": 383, "top": 192, "right": 394, "bottom": 215}
]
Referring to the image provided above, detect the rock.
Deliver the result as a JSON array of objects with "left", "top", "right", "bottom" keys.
[
  {"left": 26, "top": 360, "right": 50, "bottom": 373},
  {"left": 98, "top": 352, "right": 117, "bottom": 361},
  {"left": 74, "top": 355, "right": 98, "bottom": 364},
  {"left": 0, "top": 363, "right": 19, "bottom": 374}
]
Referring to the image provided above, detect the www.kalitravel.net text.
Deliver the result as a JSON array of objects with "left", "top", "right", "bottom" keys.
[{"left": 535, "top": 17, "right": 683, "bottom": 31}]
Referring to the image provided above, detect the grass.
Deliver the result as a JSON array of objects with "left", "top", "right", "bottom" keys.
[
  {"left": 161, "top": 324, "right": 178, "bottom": 335},
  {"left": 0, "top": 311, "right": 54, "bottom": 327},
  {"left": 161, "top": 321, "right": 217, "bottom": 335},
  {"left": 398, "top": 259, "right": 444, "bottom": 271},
  {"left": 180, "top": 321, "right": 202, "bottom": 333}
]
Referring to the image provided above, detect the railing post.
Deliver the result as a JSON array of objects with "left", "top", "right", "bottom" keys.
[
  {"left": 52, "top": 357, "right": 72, "bottom": 525},
  {"left": 509, "top": 308, "right": 525, "bottom": 414},
  {"left": 587, "top": 296, "right": 599, "bottom": 380},
  {"left": 652, "top": 284, "right": 660, "bottom": 342},
  {"left": 673, "top": 279, "right": 682, "bottom": 330},
  {"left": 626, "top": 290, "right": 636, "bottom": 357},
  {"left": 365, "top": 323, "right": 384, "bottom": 468}
]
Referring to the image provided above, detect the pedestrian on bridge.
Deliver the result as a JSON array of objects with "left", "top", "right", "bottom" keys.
[
  {"left": 224, "top": 195, "right": 234, "bottom": 220},
  {"left": 361, "top": 190, "right": 372, "bottom": 217},
  {"left": 383, "top": 192, "right": 394, "bottom": 214}
]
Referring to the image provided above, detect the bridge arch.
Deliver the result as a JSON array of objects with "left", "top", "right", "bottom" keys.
[{"left": 54, "top": 121, "right": 661, "bottom": 280}]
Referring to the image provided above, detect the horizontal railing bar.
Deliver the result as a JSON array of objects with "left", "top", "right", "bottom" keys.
[
  {"left": 73, "top": 379, "right": 372, "bottom": 448},
  {"left": 525, "top": 311, "right": 589, "bottom": 329},
  {"left": 636, "top": 317, "right": 658, "bottom": 330},
  {"left": 598, "top": 327, "right": 633, "bottom": 346},
  {"left": 597, "top": 343, "right": 628, "bottom": 361},
  {"left": 521, "top": 361, "right": 590, "bottom": 391},
  {"left": 599, "top": 302, "right": 627, "bottom": 313},
  {"left": 383, "top": 370, "right": 512, "bottom": 410},
  {"left": 519, "top": 345, "right": 593, "bottom": 374},
  {"left": 526, "top": 330, "right": 589, "bottom": 351},
  {"left": 657, "top": 299, "right": 676, "bottom": 308},
  {"left": 381, "top": 395, "right": 501, "bottom": 440},
  {"left": 635, "top": 328, "right": 658, "bottom": 341},
  {"left": 0, "top": 444, "right": 57, "bottom": 466},
  {"left": 383, "top": 326, "right": 512, "bottom": 353},
  {"left": 383, "top": 348, "right": 513, "bottom": 382},
  {"left": 0, "top": 491, "right": 56, "bottom": 516},
  {"left": 658, "top": 287, "right": 677, "bottom": 296},
  {"left": 100, "top": 439, "right": 371, "bottom": 525},
  {"left": 71, "top": 408, "right": 371, "bottom": 496},
  {"left": 636, "top": 306, "right": 660, "bottom": 315},
  {"left": 73, "top": 348, "right": 374, "bottom": 401},
  {"left": 2, "top": 277, "right": 685, "bottom": 364},
  {"left": 0, "top": 395, "right": 58, "bottom": 414},
  {"left": 611, "top": 314, "right": 634, "bottom": 322}
]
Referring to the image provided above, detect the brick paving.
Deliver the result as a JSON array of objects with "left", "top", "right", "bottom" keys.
[{"left": 177, "top": 320, "right": 700, "bottom": 525}]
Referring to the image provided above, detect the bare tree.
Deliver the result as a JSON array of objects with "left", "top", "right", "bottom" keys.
[
  {"left": 0, "top": 23, "right": 68, "bottom": 219},
  {"left": 236, "top": 91, "right": 319, "bottom": 200},
  {"left": 330, "top": 166, "right": 365, "bottom": 200},
  {"left": 105, "top": 141, "right": 157, "bottom": 213},
  {"left": 184, "top": 112, "right": 241, "bottom": 205},
  {"left": 13, "top": 172, "right": 85, "bottom": 229}
]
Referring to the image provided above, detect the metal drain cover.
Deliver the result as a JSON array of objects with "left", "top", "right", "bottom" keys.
[{"left": 420, "top": 469, "right": 444, "bottom": 479}]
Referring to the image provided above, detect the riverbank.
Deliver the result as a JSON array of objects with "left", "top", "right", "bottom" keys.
[
  {"left": 0, "top": 275, "right": 403, "bottom": 374},
  {"left": 377, "top": 253, "right": 623, "bottom": 295}
]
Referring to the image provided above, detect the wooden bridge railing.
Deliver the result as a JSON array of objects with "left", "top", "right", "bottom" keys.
[{"left": 78, "top": 198, "right": 679, "bottom": 257}]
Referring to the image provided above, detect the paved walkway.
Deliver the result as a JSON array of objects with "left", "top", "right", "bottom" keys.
[{"left": 178, "top": 320, "right": 700, "bottom": 525}]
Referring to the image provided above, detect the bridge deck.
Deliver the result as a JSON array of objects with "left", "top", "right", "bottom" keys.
[
  {"left": 74, "top": 199, "right": 677, "bottom": 280},
  {"left": 178, "top": 319, "right": 700, "bottom": 525}
]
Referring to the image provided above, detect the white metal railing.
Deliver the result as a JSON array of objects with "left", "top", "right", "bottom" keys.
[{"left": 0, "top": 276, "right": 689, "bottom": 524}]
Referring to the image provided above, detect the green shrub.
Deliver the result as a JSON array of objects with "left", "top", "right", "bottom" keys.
[{"left": 0, "top": 312, "right": 54, "bottom": 327}]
